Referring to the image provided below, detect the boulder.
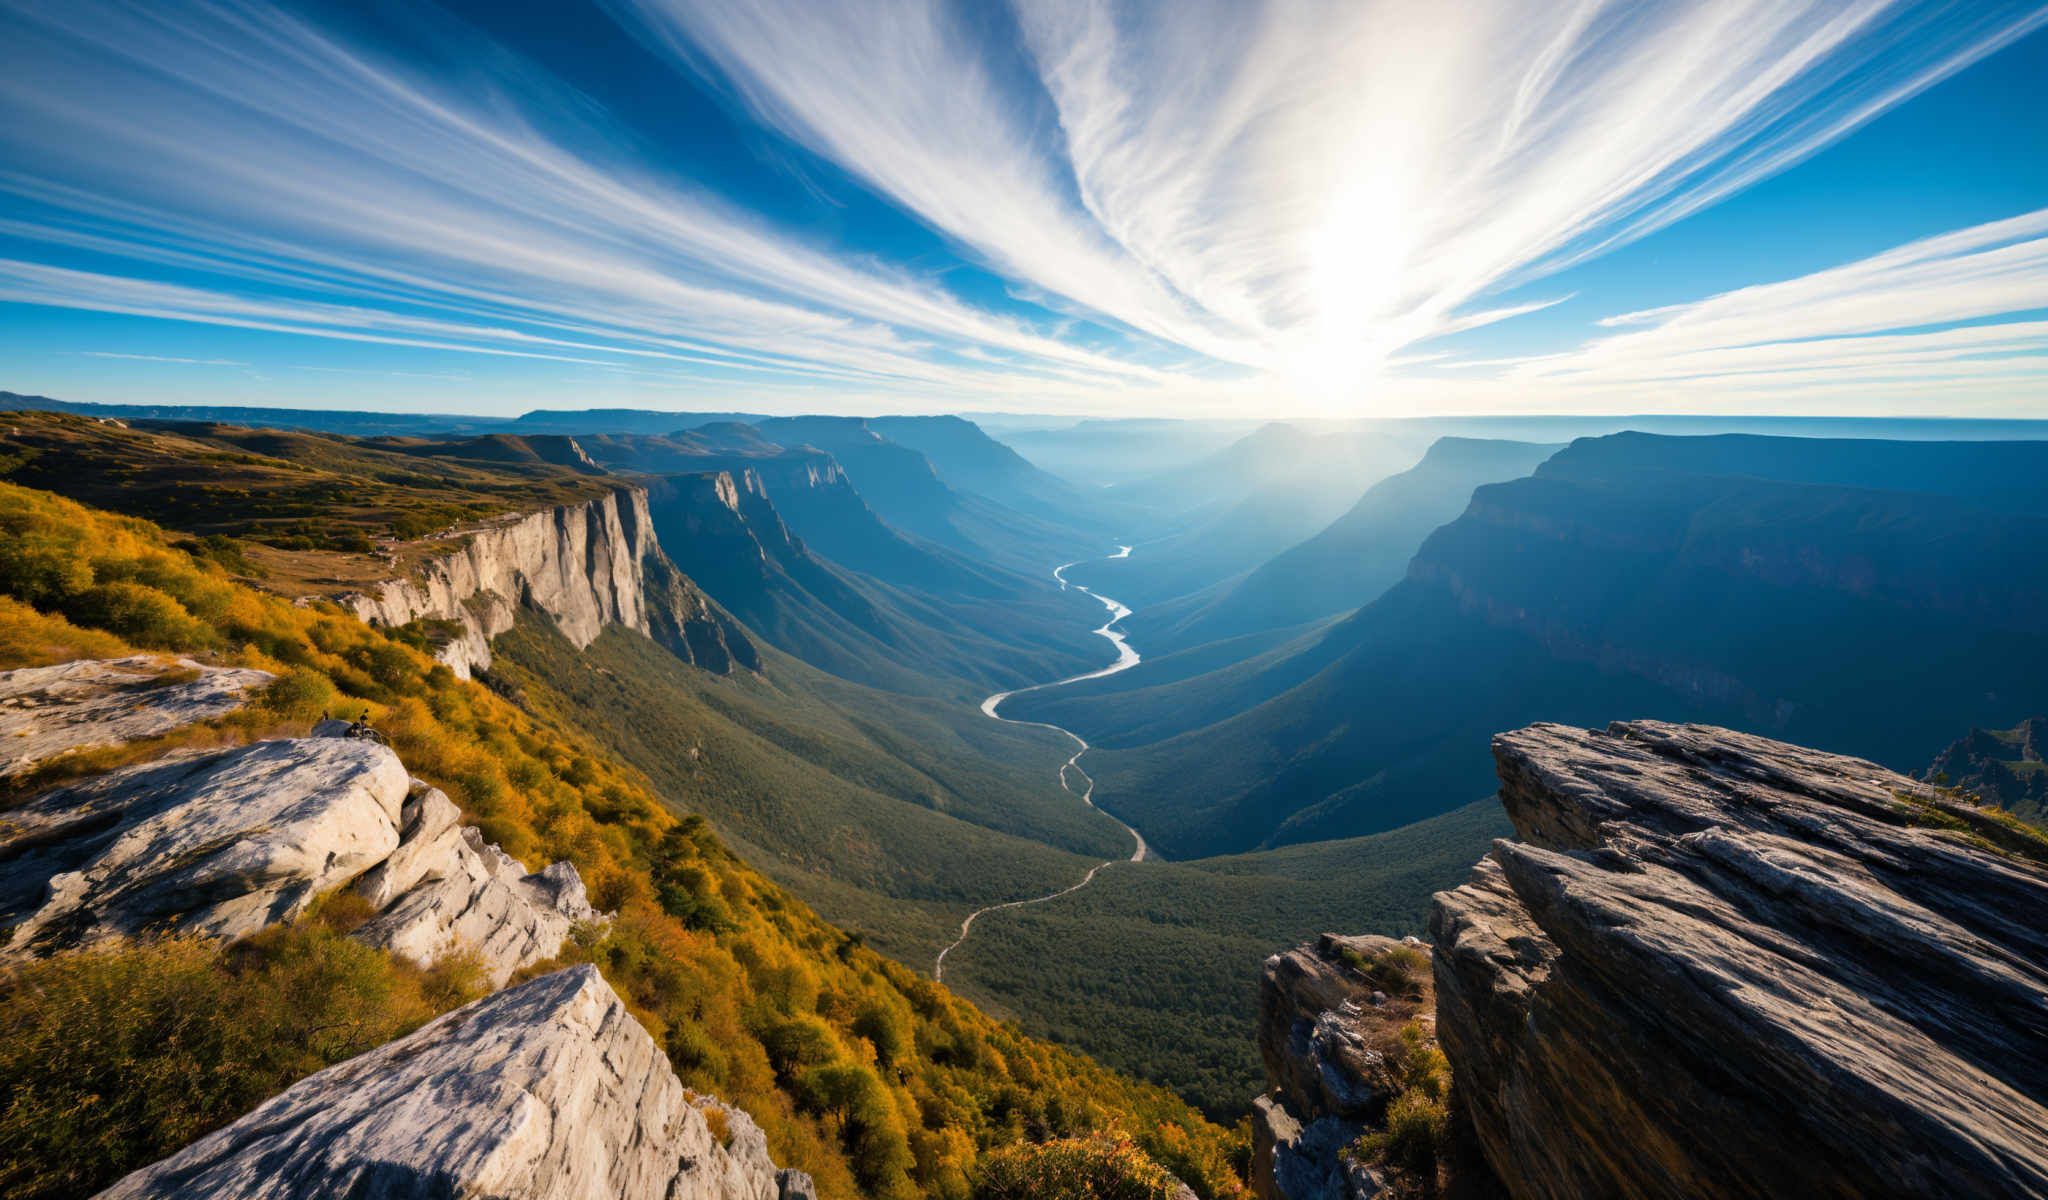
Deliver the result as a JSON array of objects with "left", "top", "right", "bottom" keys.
[
  {"left": 306, "top": 725, "right": 607, "bottom": 985},
  {"left": 1, "top": 738, "right": 407, "bottom": 954},
  {"left": 353, "top": 823, "right": 602, "bottom": 988},
  {"left": 1432, "top": 719, "right": 2048, "bottom": 1199},
  {"left": 3, "top": 726, "right": 600, "bottom": 986},
  {"left": 96, "top": 964, "right": 815, "bottom": 1200},
  {"left": 0, "top": 656, "right": 272, "bottom": 779}
]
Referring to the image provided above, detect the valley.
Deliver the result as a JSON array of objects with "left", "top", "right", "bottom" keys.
[
  {"left": 5, "top": 398, "right": 2048, "bottom": 1189},
  {"left": 937, "top": 545, "right": 1149, "bottom": 984}
]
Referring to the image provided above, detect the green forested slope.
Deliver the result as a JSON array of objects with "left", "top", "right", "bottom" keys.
[
  {"left": 0, "top": 479, "right": 1248, "bottom": 1200},
  {"left": 489, "top": 621, "right": 1135, "bottom": 964},
  {"left": 940, "top": 802, "right": 1508, "bottom": 1118}
]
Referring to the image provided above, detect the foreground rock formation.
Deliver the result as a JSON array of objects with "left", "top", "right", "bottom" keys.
[
  {"left": 98, "top": 964, "right": 813, "bottom": 1200},
  {"left": 0, "top": 656, "right": 272, "bottom": 780},
  {"left": 1252, "top": 933, "right": 1453, "bottom": 1200},
  {"left": 1, "top": 737, "right": 409, "bottom": 953},
  {"left": 1432, "top": 719, "right": 2048, "bottom": 1199},
  {"left": 341, "top": 486, "right": 752, "bottom": 678},
  {"left": 2, "top": 702, "right": 599, "bottom": 983}
]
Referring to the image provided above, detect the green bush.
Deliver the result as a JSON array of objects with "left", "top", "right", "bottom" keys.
[
  {"left": 1355, "top": 1091, "right": 1448, "bottom": 1176},
  {"left": 975, "top": 1136, "right": 1183, "bottom": 1200},
  {"left": 0, "top": 925, "right": 484, "bottom": 1200},
  {"left": 262, "top": 667, "right": 338, "bottom": 722},
  {"left": 72, "top": 581, "right": 214, "bottom": 650}
]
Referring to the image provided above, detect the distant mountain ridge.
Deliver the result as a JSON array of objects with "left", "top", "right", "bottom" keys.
[
  {"left": 1927, "top": 717, "right": 2048, "bottom": 825},
  {"left": 1128, "top": 436, "right": 1562, "bottom": 654},
  {"left": 1034, "top": 432, "right": 2048, "bottom": 858}
]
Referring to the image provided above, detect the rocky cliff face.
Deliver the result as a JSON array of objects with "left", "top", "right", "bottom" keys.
[
  {"left": 1248, "top": 932, "right": 1483, "bottom": 1200},
  {"left": 1251, "top": 934, "right": 1405, "bottom": 1200},
  {"left": 342, "top": 486, "right": 751, "bottom": 678},
  {"left": 1431, "top": 719, "right": 2048, "bottom": 1199},
  {"left": 1926, "top": 716, "right": 2048, "bottom": 822},
  {"left": 99, "top": 963, "right": 813, "bottom": 1200}
]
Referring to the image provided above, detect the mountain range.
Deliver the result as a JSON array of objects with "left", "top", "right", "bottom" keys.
[{"left": 7, "top": 393, "right": 2048, "bottom": 1148}]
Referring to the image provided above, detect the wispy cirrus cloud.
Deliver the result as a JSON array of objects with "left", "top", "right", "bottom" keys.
[
  {"left": 0, "top": 0, "right": 1179, "bottom": 404},
  {"left": 616, "top": 0, "right": 2048, "bottom": 402},
  {"left": 1493, "top": 208, "right": 2048, "bottom": 396},
  {"left": 76, "top": 351, "right": 249, "bottom": 366},
  {"left": 0, "top": 0, "right": 2044, "bottom": 414}
]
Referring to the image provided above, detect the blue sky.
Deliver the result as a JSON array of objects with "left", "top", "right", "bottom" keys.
[{"left": 2, "top": 0, "right": 2045, "bottom": 418}]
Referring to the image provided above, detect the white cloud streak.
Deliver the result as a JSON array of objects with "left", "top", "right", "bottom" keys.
[
  {"left": 0, "top": 0, "right": 2044, "bottom": 414},
  {"left": 616, "top": 0, "right": 2048, "bottom": 404},
  {"left": 1501, "top": 208, "right": 2048, "bottom": 392},
  {"left": 76, "top": 351, "right": 249, "bottom": 366},
  {"left": 0, "top": 0, "right": 1181, "bottom": 405}
]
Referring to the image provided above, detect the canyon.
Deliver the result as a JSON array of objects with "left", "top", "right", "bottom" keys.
[{"left": 340, "top": 484, "right": 753, "bottom": 679}]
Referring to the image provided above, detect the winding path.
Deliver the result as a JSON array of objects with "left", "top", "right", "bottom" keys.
[{"left": 934, "top": 545, "right": 1149, "bottom": 982}]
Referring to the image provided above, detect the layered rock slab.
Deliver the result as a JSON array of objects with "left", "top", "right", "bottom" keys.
[
  {"left": 0, "top": 737, "right": 408, "bottom": 954},
  {"left": 0, "top": 656, "right": 272, "bottom": 780},
  {"left": 97, "top": 963, "right": 813, "bottom": 1200},
  {"left": 1431, "top": 719, "right": 2048, "bottom": 1200},
  {"left": 2, "top": 729, "right": 599, "bottom": 983}
]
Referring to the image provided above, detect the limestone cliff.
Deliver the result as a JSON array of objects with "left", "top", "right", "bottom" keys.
[
  {"left": 340, "top": 485, "right": 752, "bottom": 678},
  {"left": 1431, "top": 719, "right": 2048, "bottom": 1199},
  {"left": 98, "top": 964, "right": 813, "bottom": 1200}
]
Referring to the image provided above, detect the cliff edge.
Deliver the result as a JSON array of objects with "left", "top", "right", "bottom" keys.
[
  {"left": 340, "top": 486, "right": 752, "bottom": 678},
  {"left": 1431, "top": 719, "right": 2048, "bottom": 1199}
]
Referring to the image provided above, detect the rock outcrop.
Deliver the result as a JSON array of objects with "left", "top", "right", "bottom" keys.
[
  {"left": 1, "top": 737, "right": 409, "bottom": 953},
  {"left": 98, "top": 963, "right": 814, "bottom": 1200},
  {"left": 1252, "top": 933, "right": 1441, "bottom": 1200},
  {"left": 1431, "top": 719, "right": 2048, "bottom": 1199},
  {"left": 350, "top": 804, "right": 602, "bottom": 988},
  {"left": 2, "top": 723, "right": 600, "bottom": 983},
  {"left": 341, "top": 486, "right": 751, "bottom": 678},
  {"left": 0, "top": 656, "right": 272, "bottom": 779},
  {"left": 1926, "top": 716, "right": 2048, "bottom": 821}
]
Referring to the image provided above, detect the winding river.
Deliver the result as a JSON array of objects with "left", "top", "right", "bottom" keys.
[{"left": 934, "top": 545, "right": 1148, "bottom": 982}]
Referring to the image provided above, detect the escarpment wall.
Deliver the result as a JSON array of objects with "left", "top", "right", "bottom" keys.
[
  {"left": 342, "top": 487, "right": 653, "bottom": 678},
  {"left": 341, "top": 486, "right": 751, "bottom": 677}
]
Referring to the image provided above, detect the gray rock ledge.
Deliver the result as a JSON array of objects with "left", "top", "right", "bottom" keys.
[
  {"left": 0, "top": 656, "right": 272, "bottom": 780},
  {"left": 1432, "top": 719, "right": 2048, "bottom": 1200},
  {"left": 97, "top": 964, "right": 814, "bottom": 1200}
]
